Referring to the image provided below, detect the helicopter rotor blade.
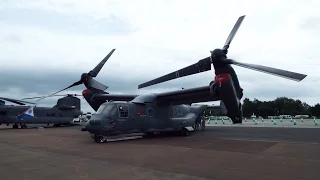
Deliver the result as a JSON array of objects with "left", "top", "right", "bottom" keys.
[
  {"left": 88, "top": 49, "right": 116, "bottom": 77},
  {"left": 35, "top": 80, "right": 82, "bottom": 102},
  {"left": 0, "top": 97, "right": 36, "bottom": 105},
  {"left": 138, "top": 57, "right": 211, "bottom": 89},
  {"left": 229, "top": 59, "right": 307, "bottom": 81},
  {"left": 22, "top": 94, "right": 83, "bottom": 100},
  {"left": 222, "top": 15, "right": 246, "bottom": 53},
  {"left": 36, "top": 49, "right": 115, "bottom": 102},
  {"left": 87, "top": 77, "right": 108, "bottom": 91}
]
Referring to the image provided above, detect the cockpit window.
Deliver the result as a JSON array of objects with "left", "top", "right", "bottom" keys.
[
  {"left": 97, "top": 104, "right": 107, "bottom": 114},
  {"left": 97, "top": 104, "right": 116, "bottom": 115},
  {"left": 103, "top": 104, "right": 116, "bottom": 114}
]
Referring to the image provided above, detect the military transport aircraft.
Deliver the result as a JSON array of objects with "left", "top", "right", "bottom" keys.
[
  {"left": 37, "top": 49, "right": 210, "bottom": 143},
  {"left": 38, "top": 15, "right": 307, "bottom": 143},
  {"left": 0, "top": 94, "right": 83, "bottom": 129}
]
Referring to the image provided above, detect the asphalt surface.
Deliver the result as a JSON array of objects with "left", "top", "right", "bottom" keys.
[{"left": 0, "top": 125, "right": 320, "bottom": 180}]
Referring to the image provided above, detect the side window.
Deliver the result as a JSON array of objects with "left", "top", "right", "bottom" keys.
[
  {"left": 147, "top": 108, "right": 154, "bottom": 117},
  {"left": 118, "top": 105, "right": 129, "bottom": 118}
]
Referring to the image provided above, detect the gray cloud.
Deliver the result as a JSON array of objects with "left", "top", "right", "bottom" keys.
[
  {"left": 1, "top": 34, "right": 22, "bottom": 43},
  {"left": 299, "top": 16, "right": 320, "bottom": 32},
  {"left": 0, "top": 8, "right": 136, "bottom": 36},
  {"left": 1, "top": 1, "right": 319, "bottom": 113}
]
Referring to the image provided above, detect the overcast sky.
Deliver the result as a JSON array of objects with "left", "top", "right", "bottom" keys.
[{"left": 1, "top": 0, "right": 319, "bottom": 113}]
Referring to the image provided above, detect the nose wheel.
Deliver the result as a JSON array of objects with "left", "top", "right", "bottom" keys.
[{"left": 94, "top": 134, "right": 104, "bottom": 143}]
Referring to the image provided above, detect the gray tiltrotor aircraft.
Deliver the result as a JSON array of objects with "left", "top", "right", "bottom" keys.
[
  {"left": 0, "top": 94, "right": 83, "bottom": 128},
  {"left": 40, "top": 15, "right": 307, "bottom": 143}
]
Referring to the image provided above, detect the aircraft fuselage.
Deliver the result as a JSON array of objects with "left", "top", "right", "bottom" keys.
[{"left": 83, "top": 101, "right": 207, "bottom": 136}]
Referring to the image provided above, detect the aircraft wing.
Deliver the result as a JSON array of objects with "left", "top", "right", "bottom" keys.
[
  {"left": 155, "top": 85, "right": 219, "bottom": 105},
  {"left": 93, "top": 94, "right": 138, "bottom": 102}
]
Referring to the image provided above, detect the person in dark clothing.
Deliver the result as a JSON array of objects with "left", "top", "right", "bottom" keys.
[
  {"left": 211, "top": 49, "right": 243, "bottom": 99},
  {"left": 194, "top": 114, "right": 202, "bottom": 130},
  {"left": 201, "top": 113, "right": 206, "bottom": 131}
]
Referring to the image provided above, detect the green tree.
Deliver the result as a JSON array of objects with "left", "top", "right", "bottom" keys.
[{"left": 242, "top": 97, "right": 317, "bottom": 118}]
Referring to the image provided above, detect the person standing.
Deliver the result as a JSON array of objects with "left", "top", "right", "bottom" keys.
[
  {"left": 194, "top": 114, "right": 201, "bottom": 130},
  {"left": 201, "top": 113, "right": 206, "bottom": 131}
]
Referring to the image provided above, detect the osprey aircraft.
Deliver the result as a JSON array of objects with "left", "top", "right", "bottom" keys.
[
  {"left": 0, "top": 94, "right": 83, "bottom": 129},
  {"left": 40, "top": 15, "right": 307, "bottom": 143}
]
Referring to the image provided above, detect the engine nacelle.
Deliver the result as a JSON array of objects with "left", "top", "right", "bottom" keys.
[{"left": 212, "top": 73, "right": 242, "bottom": 124}]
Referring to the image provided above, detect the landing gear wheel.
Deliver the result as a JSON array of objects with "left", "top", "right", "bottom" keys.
[
  {"left": 180, "top": 128, "right": 189, "bottom": 136},
  {"left": 94, "top": 135, "right": 104, "bottom": 143},
  {"left": 12, "top": 124, "right": 18, "bottom": 129},
  {"left": 21, "top": 124, "right": 27, "bottom": 129}
]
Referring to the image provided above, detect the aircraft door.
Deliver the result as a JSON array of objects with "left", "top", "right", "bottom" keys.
[
  {"left": 146, "top": 107, "right": 159, "bottom": 129},
  {"left": 117, "top": 105, "right": 129, "bottom": 132}
]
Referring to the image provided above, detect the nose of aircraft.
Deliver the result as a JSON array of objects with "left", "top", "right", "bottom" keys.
[{"left": 81, "top": 115, "right": 104, "bottom": 132}]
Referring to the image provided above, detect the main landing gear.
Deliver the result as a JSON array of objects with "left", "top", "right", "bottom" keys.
[
  {"left": 92, "top": 133, "right": 144, "bottom": 143},
  {"left": 12, "top": 124, "right": 27, "bottom": 129},
  {"left": 21, "top": 124, "right": 27, "bottom": 129},
  {"left": 94, "top": 134, "right": 104, "bottom": 143},
  {"left": 180, "top": 128, "right": 190, "bottom": 136}
]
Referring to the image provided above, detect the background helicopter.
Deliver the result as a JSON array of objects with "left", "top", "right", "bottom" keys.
[
  {"left": 0, "top": 94, "right": 83, "bottom": 129},
  {"left": 137, "top": 15, "right": 307, "bottom": 124}
]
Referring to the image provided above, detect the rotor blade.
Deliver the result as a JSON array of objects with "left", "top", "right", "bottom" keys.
[
  {"left": 0, "top": 97, "right": 36, "bottom": 105},
  {"left": 229, "top": 59, "right": 307, "bottom": 81},
  {"left": 36, "top": 80, "right": 83, "bottom": 102},
  {"left": 21, "top": 96, "right": 45, "bottom": 100},
  {"left": 222, "top": 15, "right": 246, "bottom": 52},
  {"left": 21, "top": 94, "right": 82, "bottom": 100},
  {"left": 138, "top": 57, "right": 212, "bottom": 89},
  {"left": 88, "top": 78, "right": 108, "bottom": 91},
  {"left": 88, "top": 49, "right": 116, "bottom": 77}
]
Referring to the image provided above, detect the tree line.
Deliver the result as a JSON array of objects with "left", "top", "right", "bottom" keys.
[
  {"left": 204, "top": 97, "right": 320, "bottom": 118},
  {"left": 243, "top": 97, "right": 320, "bottom": 118}
]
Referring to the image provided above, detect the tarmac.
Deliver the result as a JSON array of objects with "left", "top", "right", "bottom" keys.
[{"left": 0, "top": 124, "right": 320, "bottom": 180}]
